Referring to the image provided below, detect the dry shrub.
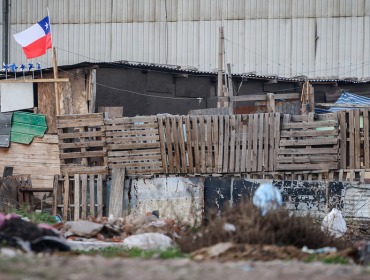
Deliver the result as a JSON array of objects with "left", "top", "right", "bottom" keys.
[{"left": 178, "top": 200, "right": 346, "bottom": 253}]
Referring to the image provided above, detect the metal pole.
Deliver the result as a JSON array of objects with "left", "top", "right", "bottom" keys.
[
  {"left": 2, "top": 0, "right": 9, "bottom": 65},
  {"left": 217, "top": 26, "right": 224, "bottom": 108}
]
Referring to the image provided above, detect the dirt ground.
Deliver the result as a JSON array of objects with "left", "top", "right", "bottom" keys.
[{"left": 0, "top": 255, "right": 370, "bottom": 280}]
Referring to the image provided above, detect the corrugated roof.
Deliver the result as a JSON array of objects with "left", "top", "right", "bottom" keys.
[{"left": 2, "top": 60, "right": 369, "bottom": 84}]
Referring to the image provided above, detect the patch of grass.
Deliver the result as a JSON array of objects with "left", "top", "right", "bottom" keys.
[
  {"left": 75, "top": 246, "right": 189, "bottom": 259},
  {"left": 304, "top": 254, "right": 349, "bottom": 265},
  {"left": 7, "top": 205, "right": 57, "bottom": 225}
]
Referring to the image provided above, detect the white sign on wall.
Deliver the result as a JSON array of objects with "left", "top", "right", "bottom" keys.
[{"left": 1, "top": 83, "right": 34, "bottom": 112}]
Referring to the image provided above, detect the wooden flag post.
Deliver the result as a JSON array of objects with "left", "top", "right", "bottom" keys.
[{"left": 53, "top": 47, "right": 60, "bottom": 115}]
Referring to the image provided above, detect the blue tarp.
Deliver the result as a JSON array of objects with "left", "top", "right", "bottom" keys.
[{"left": 315, "top": 91, "right": 370, "bottom": 113}]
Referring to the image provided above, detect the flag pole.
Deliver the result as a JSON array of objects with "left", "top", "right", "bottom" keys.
[{"left": 48, "top": 7, "right": 60, "bottom": 115}]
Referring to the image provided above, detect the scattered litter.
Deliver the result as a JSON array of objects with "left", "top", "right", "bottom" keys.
[
  {"left": 0, "top": 212, "right": 70, "bottom": 253},
  {"left": 253, "top": 184, "right": 282, "bottom": 215},
  {"left": 321, "top": 208, "right": 347, "bottom": 238},
  {"left": 223, "top": 223, "right": 236, "bottom": 232},
  {"left": 302, "top": 246, "right": 337, "bottom": 254}
]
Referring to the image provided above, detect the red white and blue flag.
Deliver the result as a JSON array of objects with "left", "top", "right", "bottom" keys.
[{"left": 13, "top": 16, "right": 52, "bottom": 59}]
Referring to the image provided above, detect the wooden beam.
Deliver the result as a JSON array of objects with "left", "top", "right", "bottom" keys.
[
  {"left": 267, "top": 93, "right": 275, "bottom": 113},
  {"left": 0, "top": 78, "right": 69, "bottom": 83},
  {"left": 218, "top": 93, "right": 300, "bottom": 102},
  {"left": 316, "top": 103, "right": 370, "bottom": 108},
  {"left": 109, "top": 168, "right": 126, "bottom": 218}
]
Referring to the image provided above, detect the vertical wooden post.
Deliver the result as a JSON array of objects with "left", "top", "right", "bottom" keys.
[
  {"left": 267, "top": 93, "right": 275, "bottom": 113},
  {"left": 227, "top": 63, "right": 234, "bottom": 110},
  {"left": 309, "top": 84, "right": 315, "bottom": 113},
  {"left": 217, "top": 27, "right": 224, "bottom": 108},
  {"left": 53, "top": 47, "right": 60, "bottom": 116}
]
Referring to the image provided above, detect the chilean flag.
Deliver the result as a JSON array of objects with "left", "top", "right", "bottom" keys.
[{"left": 13, "top": 16, "right": 52, "bottom": 59}]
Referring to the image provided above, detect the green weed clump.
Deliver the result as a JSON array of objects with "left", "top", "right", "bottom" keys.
[
  {"left": 304, "top": 254, "right": 349, "bottom": 265},
  {"left": 6, "top": 205, "right": 57, "bottom": 225},
  {"left": 75, "top": 246, "right": 189, "bottom": 259}
]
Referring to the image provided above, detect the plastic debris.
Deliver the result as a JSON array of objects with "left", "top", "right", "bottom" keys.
[
  {"left": 223, "top": 223, "right": 236, "bottom": 232},
  {"left": 253, "top": 184, "right": 282, "bottom": 215},
  {"left": 302, "top": 246, "right": 337, "bottom": 254},
  {"left": 122, "top": 233, "right": 174, "bottom": 251},
  {"left": 321, "top": 208, "right": 347, "bottom": 238}
]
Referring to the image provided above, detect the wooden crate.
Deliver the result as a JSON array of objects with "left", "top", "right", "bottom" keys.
[
  {"left": 277, "top": 113, "right": 339, "bottom": 171},
  {"left": 57, "top": 113, "right": 108, "bottom": 175},
  {"left": 105, "top": 116, "right": 163, "bottom": 175},
  {"left": 53, "top": 173, "right": 105, "bottom": 221}
]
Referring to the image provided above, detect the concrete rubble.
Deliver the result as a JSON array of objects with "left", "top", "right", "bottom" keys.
[{"left": 56, "top": 211, "right": 181, "bottom": 250}]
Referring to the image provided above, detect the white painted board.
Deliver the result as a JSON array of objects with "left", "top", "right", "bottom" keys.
[{"left": 1, "top": 83, "right": 34, "bottom": 112}]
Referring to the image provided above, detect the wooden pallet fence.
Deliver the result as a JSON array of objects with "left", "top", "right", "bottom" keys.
[
  {"left": 53, "top": 174, "right": 105, "bottom": 221},
  {"left": 159, "top": 113, "right": 281, "bottom": 174},
  {"left": 277, "top": 113, "right": 339, "bottom": 171},
  {"left": 105, "top": 116, "right": 163, "bottom": 175},
  {"left": 339, "top": 109, "right": 370, "bottom": 170},
  {"left": 57, "top": 113, "right": 108, "bottom": 175}
]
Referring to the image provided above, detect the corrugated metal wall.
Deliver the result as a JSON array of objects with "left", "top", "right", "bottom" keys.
[{"left": 4, "top": 0, "right": 370, "bottom": 78}]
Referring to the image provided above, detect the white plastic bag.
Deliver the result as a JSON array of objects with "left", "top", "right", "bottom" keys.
[
  {"left": 252, "top": 184, "right": 282, "bottom": 215},
  {"left": 321, "top": 208, "right": 347, "bottom": 238},
  {"left": 122, "top": 233, "right": 174, "bottom": 251}
]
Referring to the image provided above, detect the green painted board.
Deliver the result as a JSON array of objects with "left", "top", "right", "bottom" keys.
[
  {"left": 10, "top": 132, "right": 34, "bottom": 144},
  {"left": 10, "top": 112, "right": 47, "bottom": 144}
]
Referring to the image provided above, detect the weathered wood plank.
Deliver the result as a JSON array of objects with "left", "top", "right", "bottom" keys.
[
  {"left": 157, "top": 117, "right": 168, "bottom": 173},
  {"left": 171, "top": 117, "right": 181, "bottom": 173},
  {"left": 124, "top": 168, "right": 164, "bottom": 175},
  {"left": 63, "top": 173, "right": 69, "bottom": 221},
  {"left": 206, "top": 116, "right": 213, "bottom": 173},
  {"left": 234, "top": 115, "right": 241, "bottom": 173},
  {"left": 279, "top": 138, "right": 338, "bottom": 146},
  {"left": 278, "top": 155, "right": 338, "bottom": 163},
  {"left": 89, "top": 174, "right": 95, "bottom": 217},
  {"left": 108, "top": 149, "right": 161, "bottom": 157},
  {"left": 263, "top": 113, "right": 269, "bottom": 171},
  {"left": 229, "top": 115, "right": 236, "bottom": 173},
  {"left": 354, "top": 109, "right": 361, "bottom": 169},
  {"left": 104, "top": 116, "right": 157, "bottom": 125},
  {"left": 97, "top": 174, "right": 103, "bottom": 218},
  {"left": 60, "top": 165, "right": 108, "bottom": 175},
  {"left": 199, "top": 117, "right": 206, "bottom": 173},
  {"left": 107, "top": 142, "right": 160, "bottom": 150},
  {"left": 339, "top": 110, "right": 347, "bottom": 169},
  {"left": 58, "top": 131, "right": 104, "bottom": 139},
  {"left": 185, "top": 116, "right": 194, "bottom": 173},
  {"left": 59, "top": 141, "right": 106, "bottom": 149},
  {"left": 282, "top": 120, "right": 338, "bottom": 129},
  {"left": 280, "top": 129, "right": 338, "bottom": 137},
  {"left": 60, "top": 151, "right": 106, "bottom": 159},
  {"left": 274, "top": 113, "right": 281, "bottom": 170},
  {"left": 52, "top": 174, "right": 59, "bottom": 216},
  {"left": 191, "top": 116, "right": 200, "bottom": 173},
  {"left": 57, "top": 120, "right": 104, "bottom": 128},
  {"left": 105, "top": 124, "right": 158, "bottom": 131},
  {"left": 240, "top": 115, "right": 247, "bottom": 172},
  {"left": 223, "top": 116, "right": 230, "bottom": 173},
  {"left": 212, "top": 115, "right": 219, "bottom": 173},
  {"left": 106, "top": 135, "right": 159, "bottom": 142},
  {"left": 81, "top": 174, "right": 88, "bottom": 220},
  {"left": 277, "top": 162, "right": 339, "bottom": 170},
  {"left": 349, "top": 110, "right": 355, "bottom": 169},
  {"left": 177, "top": 116, "right": 187, "bottom": 173},
  {"left": 258, "top": 114, "right": 264, "bottom": 171},
  {"left": 278, "top": 148, "right": 338, "bottom": 155},
  {"left": 74, "top": 174, "right": 80, "bottom": 220},
  {"left": 252, "top": 114, "right": 258, "bottom": 171},
  {"left": 217, "top": 116, "right": 224, "bottom": 173},
  {"left": 246, "top": 115, "right": 253, "bottom": 172},
  {"left": 269, "top": 113, "right": 276, "bottom": 171},
  {"left": 364, "top": 109, "right": 370, "bottom": 168},
  {"left": 108, "top": 155, "right": 162, "bottom": 163},
  {"left": 109, "top": 168, "right": 125, "bottom": 218}
]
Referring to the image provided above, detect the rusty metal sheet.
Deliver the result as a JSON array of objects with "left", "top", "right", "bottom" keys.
[
  {"left": 124, "top": 176, "right": 204, "bottom": 226},
  {"left": 204, "top": 178, "right": 347, "bottom": 219}
]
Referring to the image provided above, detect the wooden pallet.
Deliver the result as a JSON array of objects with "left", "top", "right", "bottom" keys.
[
  {"left": 277, "top": 113, "right": 339, "bottom": 171},
  {"left": 159, "top": 113, "right": 281, "bottom": 174},
  {"left": 53, "top": 173, "right": 105, "bottom": 221},
  {"left": 57, "top": 113, "right": 108, "bottom": 175},
  {"left": 339, "top": 109, "right": 370, "bottom": 170},
  {"left": 105, "top": 116, "right": 163, "bottom": 175}
]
